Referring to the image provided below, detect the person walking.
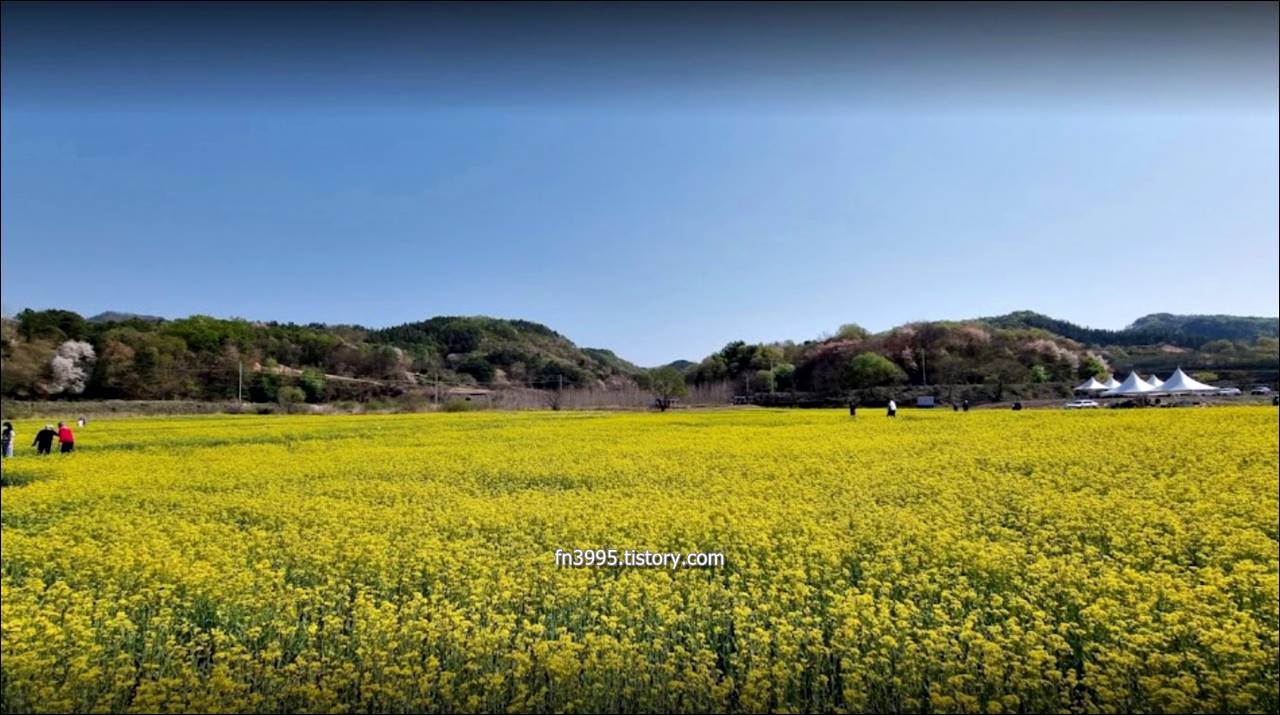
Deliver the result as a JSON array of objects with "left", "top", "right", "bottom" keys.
[
  {"left": 56, "top": 422, "right": 75, "bottom": 453},
  {"left": 887, "top": 399, "right": 897, "bottom": 418},
  {"left": 33, "top": 424, "right": 57, "bottom": 455},
  {"left": 1, "top": 422, "right": 15, "bottom": 458}
]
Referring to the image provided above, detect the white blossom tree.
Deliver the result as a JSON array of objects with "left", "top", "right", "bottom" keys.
[{"left": 47, "top": 340, "right": 96, "bottom": 394}]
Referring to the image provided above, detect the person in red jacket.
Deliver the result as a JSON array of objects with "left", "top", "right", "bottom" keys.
[{"left": 56, "top": 421, "right": 75, "bottom": 453}]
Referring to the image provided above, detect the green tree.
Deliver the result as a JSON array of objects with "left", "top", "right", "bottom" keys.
[
  {"left": 457, "top": 356, "right": 495, "bottom": 383},
  {"left": 1078, "top": 356, "right": 1107, "bottom": 380},
  {"left": 439, "top": 319, "right": 484, "bottom": 354},
  {"left": 717, "top": 341, "right": 755, "bottom": 375},
  {"left": 754, "top": 345, "right": 785, "bottom": 370},
  {"left": 985, "top": 359, "right": 1027, "bottom": 402},
  {"left": 163, "top": 315, "right": 252, "bottom": 354},
  {"left": 359, "top": 345, "right": 406, "bottom": 380},
  {"left": 836, "top": 323, "right": 870, "bottom": 340},
  {"left": 842, "top": 353, "right": 907, "bottom": 390},
  {"left": 299, "top": 368, "right": 327, "bottom": 403},
  {"left": 17, "top": 309, "right": 86, "bottom": 341},
  {"left": 0, "top": 338, "right": 50, "bottom": 397},
  {"left": 92, "top": 328, "right": 193, "bottom": 399},
  {"left": 648, "top": 367, "right": 688, "bottom": 411},
  {"left": 535, "top": 360, "right": 585, "bottom": 387},
  {"left": 689, "top": 355, "right": 729, "bottom": 385},
  {"left": 1029, "top": 365, "right": 1050, "bottom": 384},
  {"left": 754, "top": 369, "right": 776, "bottom": 393},
  {"left": 249, "top": 372, "right": 282, "bottom": 402},
  {"left": 774, "top": 363, "right": 796, "bottom": 391}
]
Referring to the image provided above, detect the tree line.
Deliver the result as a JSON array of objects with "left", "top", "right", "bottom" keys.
[{"left": 3, "top": 308, "right": 1275, "bottom": 405}]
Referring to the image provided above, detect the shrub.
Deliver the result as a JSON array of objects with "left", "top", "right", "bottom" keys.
[
  {"left": 276, "top": 386, "right": 306, "bottom": 412},
  {"left": 441, "top": 397, "right": 475, "bottom": 412}
]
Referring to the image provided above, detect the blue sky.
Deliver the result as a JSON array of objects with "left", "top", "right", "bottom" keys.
[{"left": 2, "top": 3, "right": 1277, "bottom": 365}]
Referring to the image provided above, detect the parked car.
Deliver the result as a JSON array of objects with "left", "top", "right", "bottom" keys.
[
  {"left": 1215, "top": 387, "right": 1242, "bottom": 396},
  {"left": 1250, "top": 386, "right": 1273, "bottom": 395},
  {"left": 1065, "top": 399, "right": 1100, "bottom": 409}
]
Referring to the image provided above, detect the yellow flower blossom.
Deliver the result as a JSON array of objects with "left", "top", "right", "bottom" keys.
[{"left": 0, "top": 407, "right": 1276, "bottom": 713}]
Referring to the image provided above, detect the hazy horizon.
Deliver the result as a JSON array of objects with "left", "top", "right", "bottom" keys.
[{"left": 3, "top": 2, "right": 1277, "bottom": 365}]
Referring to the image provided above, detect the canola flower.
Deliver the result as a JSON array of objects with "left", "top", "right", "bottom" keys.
[{"left": 0, "top": 407, "right": 1276, "bottom": 713}]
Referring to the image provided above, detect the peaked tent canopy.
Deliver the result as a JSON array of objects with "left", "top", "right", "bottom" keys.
[
  {"left": 1075, "top": 376, "right": 1109, "bottom": 392},
  {"left": 1103, "top": 371, "right": 1160, "bottom": 396},
  {"left": 1102, "top": 375, "right": 1122, "bottom": 389},
  {"left": 1145, "top": 374, "right": 1165, "bottom": 388},
  {"left": 1159, "top": 367, "right": 1216, "bottom": 393}
]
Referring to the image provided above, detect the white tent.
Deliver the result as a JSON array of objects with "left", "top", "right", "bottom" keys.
[
  {"left": 1101, "top": 375, "right": 1122, "bottom": 390},
  {"left": 1145, "top": 374, "right": 1165, "bottom": 388},
  {"left": 1102, "top": 371, "right": 1160, "bottom": 397},
  {"left": 1159, "top": 367, "right": 1216, "bottom": 393},
  {"left": 1075, "top": 376, "right": 1108, "bottom": 392}
]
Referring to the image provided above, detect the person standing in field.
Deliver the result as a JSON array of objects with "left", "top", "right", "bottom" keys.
[
  {"left": 56, "top": 421, "right": 75, "bottom": 454},
  {"left": 33, "top": 424, "right": 57, "bottom": 455},
  {"left": 887, "top": 399, "right": 897, "bottom": 418},
  {"left": 1, "top": 422, "right": 15, "bottom": 458},
  {"left": 849, "top": 400, "right": 857, "bottom": 417}
]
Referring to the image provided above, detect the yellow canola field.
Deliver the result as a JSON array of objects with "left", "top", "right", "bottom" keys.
[{"left": 1, "top": 407, "right": 1277, "bottom": 713}]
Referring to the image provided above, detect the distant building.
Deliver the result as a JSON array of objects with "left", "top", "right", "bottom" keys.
[{"left": 445, "top": 386, "right": 493, "bottom": 402}]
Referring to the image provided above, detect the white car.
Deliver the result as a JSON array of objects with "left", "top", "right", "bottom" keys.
[
  {"left": 1065, "top": 399, "right": 1100, "bottom": 409},
  {"left": 1250, "top": 386, "right": 1273, "bottom": 395},
  {"left": 1215, "top": 387, "right": 1242, "bottom": 396}
]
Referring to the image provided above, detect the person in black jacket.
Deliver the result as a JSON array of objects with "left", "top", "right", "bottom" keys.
[
  {"left": 1, "top": 421, "right": 15, "bottom": 458},
  {"left": 32, "top": 424, "right": 57, "bottom": 455}
]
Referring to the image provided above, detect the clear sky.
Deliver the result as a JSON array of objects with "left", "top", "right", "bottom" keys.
[{"left": 2, "top": 2, "right": 1277, "bottom": 365}]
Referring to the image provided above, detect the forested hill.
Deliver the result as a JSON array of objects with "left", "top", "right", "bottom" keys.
[
  {"left": 680, "top": 312, "right": 1279, "bottom": 397},
  {"left": 1, "top": 310, "right": 642, "bottom": 401},
  {"left": 981, "top": 311, "right": 1279, "bottom": 348},
  {"left": 1, "top": 307, "right": 1276, "bottom": 403}
]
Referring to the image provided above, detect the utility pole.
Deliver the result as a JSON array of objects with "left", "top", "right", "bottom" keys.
[
  {"left": 237, "top": 360, "right": 243, "bottom": 405},
  {"left": 921, "top": 345, "right": 927, "bottom": 386},
  {"left": 434, "top": 372, "right": 440, "bottom": 404}
]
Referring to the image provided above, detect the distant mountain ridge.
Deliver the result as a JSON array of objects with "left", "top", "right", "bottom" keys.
[{"left": 980, "top": 311, "right": 1278, "bottom": 349}]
